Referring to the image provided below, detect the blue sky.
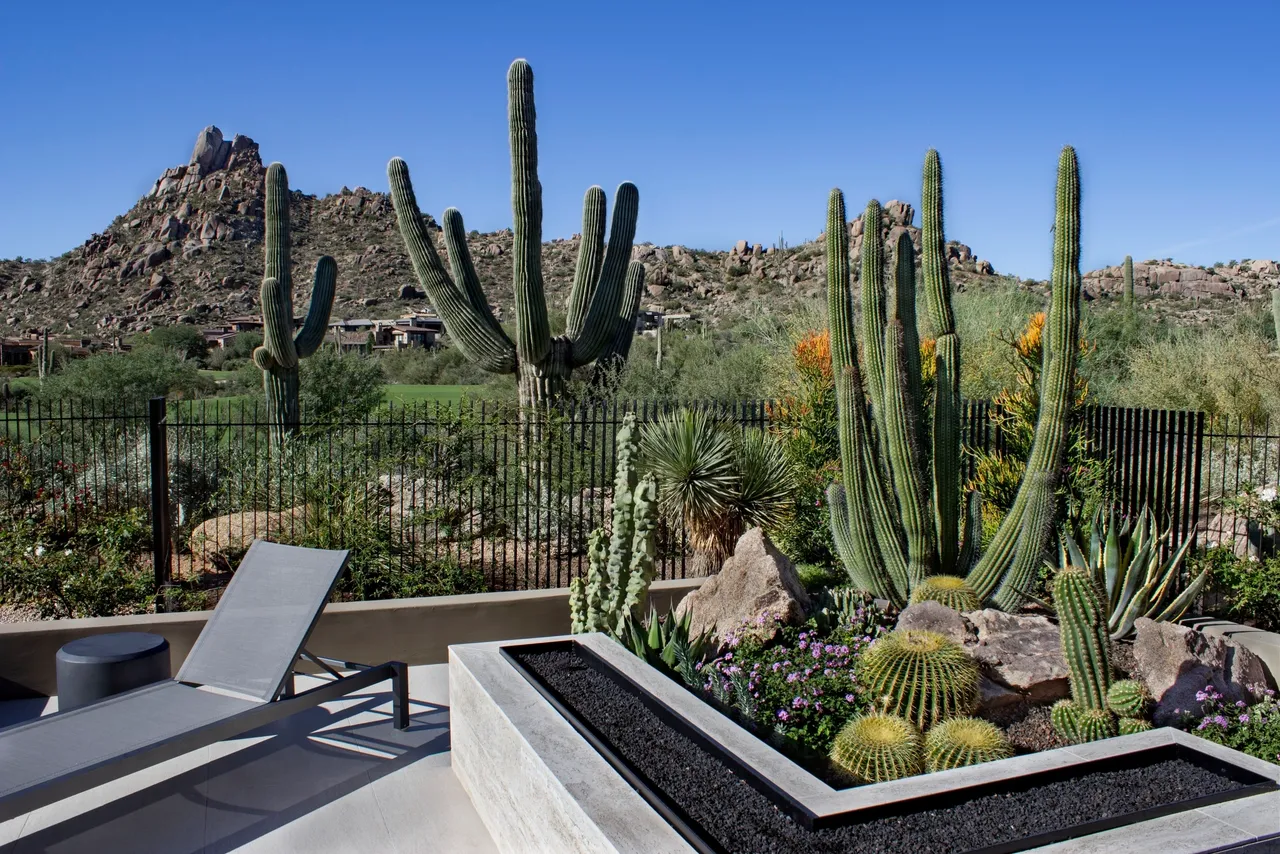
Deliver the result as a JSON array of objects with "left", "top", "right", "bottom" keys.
[{"left": 1, "top": 0, "right": 1277, "bottom": 280}]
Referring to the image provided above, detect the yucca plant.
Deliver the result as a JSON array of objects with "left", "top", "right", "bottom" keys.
[
  {"left": 640, "top": 409, "right": 797, "bottom": 573},
  {"left": 1059, "top": 505, "right": 1209, "bottom": 639}
]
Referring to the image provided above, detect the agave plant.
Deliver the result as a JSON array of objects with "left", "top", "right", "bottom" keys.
[
  {"left": 622, "top": 603, "right": 713, "bottom": 688},
  {"left": 1059, "top": 505, "right": 1210, "bottom": 639},
  {"left": 640, "top": 409, "right": 797, "bottom": 573}
]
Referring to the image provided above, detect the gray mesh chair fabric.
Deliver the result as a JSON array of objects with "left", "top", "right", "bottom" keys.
[
  {"left": 176, "top": 540, "right": 350, "bottom": 701},
  {"left": 0, "top": 682, "right": 258, "bottom": 801}
]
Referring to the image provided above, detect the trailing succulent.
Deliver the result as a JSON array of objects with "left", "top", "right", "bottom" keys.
[
  {"left": 829, "top": 711, "right": 923, "bottom": 784},
  {"left": 825, "top": 148, "right": 1083, "bottom": 610},
  {"left": 924, "top": 717, "right": 1013, "bottom": 773},
  {"left": 1059, "top": 505, "right": 1209, "bottom": 639},
  {"left": 569, "top": 413, "right": 658, "bottom": 637},
  {"left": 857, "top": 629, "right": 979, "bottom": 730},
  {"left": 253, "top": 162, "right": 338, "bottom": 442},
  {"left": 388, "top": 59, "right": 644, "bottom": 408}
]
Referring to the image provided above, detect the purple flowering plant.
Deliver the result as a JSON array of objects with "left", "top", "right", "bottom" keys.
[
  {"left": 1176, "top": 682, "right": 1280, "bottom": 764},
  {"left": 702, "top": 597, "right": 892, "bottom": 756}
]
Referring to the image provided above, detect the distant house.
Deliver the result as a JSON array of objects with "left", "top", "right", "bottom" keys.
[
  {"left": 0, "top": 339, "right": 35, "bottom": 366},
  {"left": 379, "top": 316, "right": 444, "bottom": 349},
  {"left": 203, "top": 330, "right": 239, "bottom": 349}
]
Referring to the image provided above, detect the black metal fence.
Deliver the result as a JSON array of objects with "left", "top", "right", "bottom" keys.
[{"left": 2, "top": 395, "right": 1276, "bottom": 608}]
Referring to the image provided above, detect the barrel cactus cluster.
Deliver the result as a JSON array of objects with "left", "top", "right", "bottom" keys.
[
  {"left": 830, "top": 711, "right": 923, "bottom": 784},
  {"left": 825, "top": 147, "right": 1082, "bottom": 611},
  {"left": 568, "top": 413, "right": 658, "bottom": 637},
  {"left": 856, "top": 629, "right": 979, "bottom": 730},
  {"left": 388, "top": 59, "right": 645, "bottom": 409},
  {"left": 253, "top": 162, "right": 338, "bottom": 441},
  {"left": 908, "top": 575, "right": 982, "bottom": 613}
]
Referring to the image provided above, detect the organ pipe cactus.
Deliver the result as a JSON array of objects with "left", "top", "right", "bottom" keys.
[
  {"left": 825, "top": 150, "right": 1003, "bottom": 606},
  {"left": 253, "top": 162, "right": 337, "bottom": 441},
  {"left": 965, "top": 147, "right": 1083, "bottom": 609},
  {"left": 388, "top": 59, "right": 645, "bottom": 408},
  {"left": 569, "top": 413, "right": 658, "bottom": 636},
  {"left": 1054, "top": 565, "right": 1112, "bottom": 711}
]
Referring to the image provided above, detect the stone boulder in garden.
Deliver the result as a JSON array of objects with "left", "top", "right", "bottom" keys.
[
  {"left": 964, "top": 609, "right": 1071, "bottom": 704},
  {"left": 1132, "top": 617, "right": 1274, "bottom": 726},
  {"left": 674, "top": 528, "right": 809, "bottom": 648}
]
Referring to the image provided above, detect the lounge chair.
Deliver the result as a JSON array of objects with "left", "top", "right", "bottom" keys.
[{"left": 0, "top": 539, "right": 408, "bottom": 824}]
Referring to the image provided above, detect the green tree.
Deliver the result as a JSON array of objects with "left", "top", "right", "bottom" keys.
[
  {"left": 130, "top": 324, "right": 209, "bottom": 363},
  {"left": 297, "top": 349, "right": 386, "bottom": 421},
  {"left": 41, "top": 348, "right": 211, "bottom": 406}
]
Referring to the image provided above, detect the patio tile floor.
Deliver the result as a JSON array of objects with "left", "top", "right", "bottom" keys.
[{"left": 0, "top": 664, "right": 497, "bottom": 854}]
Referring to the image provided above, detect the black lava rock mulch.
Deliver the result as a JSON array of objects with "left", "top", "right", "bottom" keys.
[{"left": 515, "top": 646, "right": 1253, "bottom": 854}]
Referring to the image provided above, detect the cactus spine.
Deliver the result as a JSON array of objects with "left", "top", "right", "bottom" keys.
[
  {"left": 1123, "top": 255, "right": 1134, "bottom": 309},
  {"left": 569, "top": 413, "right": 658, "bottom": 636},
  {"left": 857, "top": 629, "right": 979, "bottom": 730},
  {"left": 252, "top": 163, "right": 337, "bottom": 442},
  {"left": 925, "top": 717, "right": 1013, "bottom": 772},
  {"left": 388, "top": 60, "right": 644, "bottom": 409},
  {"left": 829, "top": 712, "right": 922, "bottom": 784},
  {"left": 909, "top": 575, "right": 982, "bottom": 613},
  {"left": 825, "top": 152, "right": 981, "bottom": 606},
  {"left": 966, "top": 147, "right": 1082, "bottom": 609}
]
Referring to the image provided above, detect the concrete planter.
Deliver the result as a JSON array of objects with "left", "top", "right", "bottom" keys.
[{"left": 450, "top": 634, "right": 1280, "bottom": 854}]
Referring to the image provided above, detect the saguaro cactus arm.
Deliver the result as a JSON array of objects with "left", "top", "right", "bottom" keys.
[
  {"left": 441, "top": 208, "right": 507, "bottom": 338},
  {"left": 508, "top": 58, "right": 551, "bottom": 366},
  {"left": 568, "top": 183, "right": 642, "bottom": 368},
  {"left": 595, "top": 261, "right": 647, "bottom": 369},
  {"left": 388, "top": 158, "right": 517, "bottom": 373},
  {"left": 565, "top": 187, "right": 608, "bottom": 340}
]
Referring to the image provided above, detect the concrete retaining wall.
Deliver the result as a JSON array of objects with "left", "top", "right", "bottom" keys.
[{"left": 0, "top": 579, "right": 703, "bottom": 700}]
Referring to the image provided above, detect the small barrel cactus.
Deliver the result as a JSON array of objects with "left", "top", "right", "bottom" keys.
[
  {"left": 857, "top": 629, "right": 979, "bottom": 730},
  {"left": 1051, "top": 699, "right": 1081, "bottom": 743},
  {"left": 830, "top": 712, "right": 922, "bottom": 784},
  {"left": 1076, "top": 708, "right": 1119, "bottom": 743},
  {"left": 1119, "top": 717, "right": 1153, "bottom": 736},
  {"left": 924, "top": 717, "right": 1013, "bottom": 772},
  {"left": 1106, "top": 679, "right": 1152, "bottom": 719},
  {"left": 908, "top": 575, "right": 982, "bottom": 612}
]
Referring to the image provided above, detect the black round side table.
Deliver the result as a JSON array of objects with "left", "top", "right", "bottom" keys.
[{"left": 55, "top": 632, "right": 171, "bottom": 712}]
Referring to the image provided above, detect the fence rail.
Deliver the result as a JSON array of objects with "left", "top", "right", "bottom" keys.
[{"left": 2, "top": 396, "right": 1276, "bottom": 609}]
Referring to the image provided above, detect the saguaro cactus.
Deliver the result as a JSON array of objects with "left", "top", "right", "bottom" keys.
[
  {"left": 1123, "top": 255, "right": 1135, "bottom": 309},
  {"left": 388, "top": 59, "right": 645, "bottom": 408},
  {"left": 965, "top": 147, "right": 1082, "bottom": 609},
  {"left": 253, "top": 162, "right": 337, "bottom": 441}
]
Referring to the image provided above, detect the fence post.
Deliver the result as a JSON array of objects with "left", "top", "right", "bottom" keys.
[{"left": 148, "top": 396, "right": 172, "bottom": 612}]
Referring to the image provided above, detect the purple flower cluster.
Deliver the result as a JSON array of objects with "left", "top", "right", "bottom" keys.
[{"left": 1179, "top": 682, "right": 1280, "bottom": 764}]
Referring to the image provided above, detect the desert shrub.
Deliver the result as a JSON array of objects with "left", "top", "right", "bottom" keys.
[
  {"left": 206, "top": 331, "right": 263, "bottom": 371},
  {"left": 130, "top": 324, "right": 209, "bottom": 363},
  {"left": 1116, "top": 328, "right": 1280, "bottom": 422},
  {"left": 1176, "top": 682, "right": 1280, "bottom": 765},
  {"left": 951, "top": 280, "right": 1045, "bottom": 401},
  {"left": 1199, "top": 546, "right": 1280, "bottom": 631},
  {"left": 378, "top": 345, "right": 493, "bottom": 386},
  {"left": 41, "top": 347, "right": 212, "bottom": 405},
  {"left": 231, "top": 348, "right": 386, "bottom": 421},
  {"left": 0, "top": 507, "right": 155, "bottom": 618}
]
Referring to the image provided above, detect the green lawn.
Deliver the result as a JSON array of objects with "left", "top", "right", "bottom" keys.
[{"left": 383, "top": 384, "right": 486, "bottom": 405}]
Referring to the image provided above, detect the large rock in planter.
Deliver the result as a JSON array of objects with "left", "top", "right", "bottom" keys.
[
  {"left": 674, "top": 528, "right": 809, "bottom": 647},
  {"left": 1133, "top": 617, "right": 1274, "bottom": 726},
  {"left": 965, "top": 609, "right": 1070, "bottom": 704},
  {"left": 896, "top": 601, "right": 972, "bottom": 646}
]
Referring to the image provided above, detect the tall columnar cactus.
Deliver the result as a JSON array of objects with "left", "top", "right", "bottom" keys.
[
  {"left": 1054, "top": 565, "right": 1112, "bottom": 710},
  {"left": 824, "top": 151, "right": 978, "bottom": 607},
  {"left": 965, "top": 147, "right": 1083, "bottom": 609},
  {"left": 1123, "top": 255, "right": 1135, "bottom": 309},
  {"left": 388, "top": 60, "right": 645, "bottom": 409},
  {"left": 569, "top": 413, "right": 658, "bottom": 636},
  {"left": 253, "top": 163, "right": 337, "bottom": 441}
]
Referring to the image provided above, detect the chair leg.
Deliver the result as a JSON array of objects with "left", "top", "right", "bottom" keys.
[{"left": 391, "top": 661, "right": 409, "bottom": 730}]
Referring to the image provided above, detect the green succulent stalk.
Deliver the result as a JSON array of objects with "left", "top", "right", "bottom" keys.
[
  {"left": 1106, "top": 679, "right": 1152, "bottom": 719},
  {"left": 1054, "top": 565, "right": 1112, "bottom": 710},
  {"left": 857, "top": 629, "right": 979, "bottom": 729},
  {"left": 909, "top": 575, "right": 982, "bottom": 612},
  {"left": 569, "top": 413, "right": 658, "bottom": 637},
  {"left": 1123, "top": 255, "right": 1135, "bottom": 309},
  {"left": 1272, "top": 289, "right": 1280, "bottom": 350},
  {"left": 967, "top": 147, "right": 1082, "bottom": 609},
  {"left": 829, "top": 712, "right": 922, "bottom": 784},
  {"left": 925, "top": 717, "right": 1013, "bottom": 772},
  {"left": 388, "top": 60, "right": 645, "bottom": 409},
  {"left": 252, "top": 162, "right": 337, "bottom": 442}
]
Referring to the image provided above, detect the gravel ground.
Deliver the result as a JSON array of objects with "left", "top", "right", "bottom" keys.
[
  {"left": 517, "top": 646, "right": 1249, "bottom": 854},
  {"left": 0, "top": 603, "right": 40, "bottom": 623}
]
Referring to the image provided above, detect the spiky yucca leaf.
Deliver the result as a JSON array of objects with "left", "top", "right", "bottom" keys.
[
  {"left": 732, "top": 426, "right": 798, "bottom": 532},
  {"left": 925, "top": 717, "right": 1013, "bottom": 772},
  {"left": 640, "top": 409, "right": 737, "bottom": 557},
  {"left": 829, "top": 712, "right": 922, "bottom": 784}
]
